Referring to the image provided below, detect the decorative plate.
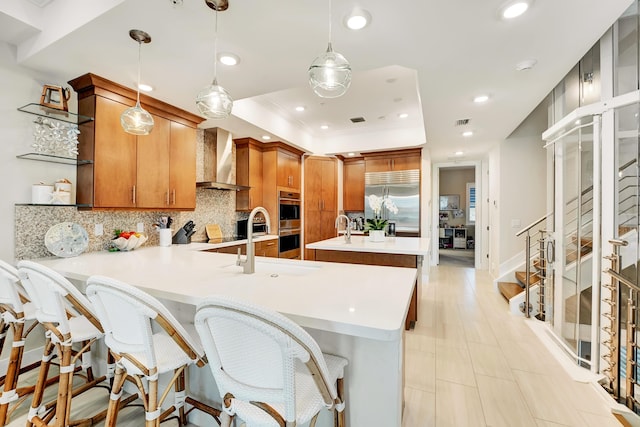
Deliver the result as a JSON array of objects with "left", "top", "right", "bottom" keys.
[{"left": 44, "top": 222, "right": 89, "bottom": 258}]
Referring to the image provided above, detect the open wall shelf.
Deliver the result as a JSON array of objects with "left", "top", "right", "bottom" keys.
[
  {"left": 16, "top": 153, "right": 92, "bottom": 165},
  {"left": 17, "top": 103, "right": 94, "bottom": 125}
]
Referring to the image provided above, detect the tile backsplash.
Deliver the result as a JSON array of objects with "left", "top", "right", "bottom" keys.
[{"left": 15, "top": 188, "right": 239, "bottom": 260}]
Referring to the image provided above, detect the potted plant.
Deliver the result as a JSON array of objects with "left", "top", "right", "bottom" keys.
[{"left": 365, "top": 194, "right": 398, "bottom": 242}]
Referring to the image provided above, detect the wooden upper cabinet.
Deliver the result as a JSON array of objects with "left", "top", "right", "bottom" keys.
[
  {"left": 276, "top": 149, "right": 301, "bottom": 190},
  {"left": 69, "top": 73, "right": 203, "bottom": 210},
  {"left": 364, "top": 148, "right": 422, "bottom": 173},
  {"left": 343, "top": 158, "right": 364, "bottom": 212},
  {"left": 304, "top": 157, "right": 337, "bottom": 260},
  {"left": 92, "top": 96, "right": 136, "bottom": 208},
  {"left": 169, "top": 121, "right": 196, "bottom": 209},
  {"left": 234, "top": 138, "right": 263, "bottom": 211},
  {"left": 136, "top": 114, "right": 170, "bottom": 208}
]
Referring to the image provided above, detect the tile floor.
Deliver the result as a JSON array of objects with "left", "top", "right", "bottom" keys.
[
  {"left": 4, "top": 264, "right": 624, "bottom": 426},
  {"left": 402, "top": 264, "right": 623, "bottom": 426}
]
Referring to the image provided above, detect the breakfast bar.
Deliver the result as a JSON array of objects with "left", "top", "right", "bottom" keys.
[{"left": 35, "top": 243, "right": 417, "bottom": 427}]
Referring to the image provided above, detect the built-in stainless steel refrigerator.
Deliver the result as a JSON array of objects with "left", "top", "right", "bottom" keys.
[{"left": 364, "top": 169, "right": 420, "bottom": 234}]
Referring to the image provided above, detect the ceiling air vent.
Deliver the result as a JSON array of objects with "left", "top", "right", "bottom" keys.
[
  {"left": 350, "top": 117, "right": 366, "bottom": 123},
  {"left": 455, "top": 118, "right": 471, "bottom": 126}
]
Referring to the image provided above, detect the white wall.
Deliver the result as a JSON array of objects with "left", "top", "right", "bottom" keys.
[
  {"left": 488, "top": 145, "right": 501, "bottom": 276},
  {"left": 498, "top": 102, "right": 549, "bottom": 265},
  {"left": 0, "top": 41, "right": 74, "bottom": 262}
]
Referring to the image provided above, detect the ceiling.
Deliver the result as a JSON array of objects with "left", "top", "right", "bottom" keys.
[{"left": 0, "top": 0, "right": 633, "bottom": 161}]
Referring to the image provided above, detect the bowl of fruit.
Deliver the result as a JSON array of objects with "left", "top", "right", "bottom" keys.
[{"left": 110, "top": 230, "right": 148, "bottom": 252}]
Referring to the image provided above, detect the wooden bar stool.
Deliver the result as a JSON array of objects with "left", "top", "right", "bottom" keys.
[
  {"left": 16, "top": 261, "right": 116, "bottom": 427},
  {"left": 0, "top": 260, "right": 41, "bottom": 425},
  {"left": 194, "top": 296, "right": 348, "bottom": 427},
  {"left": 85, "top": 275, "right": 221, "bottom": 427}
]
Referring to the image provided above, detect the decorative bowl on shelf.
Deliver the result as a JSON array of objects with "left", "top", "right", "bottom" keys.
[{"left": 110, "top": 233, "right": 148, "bottom": 252}]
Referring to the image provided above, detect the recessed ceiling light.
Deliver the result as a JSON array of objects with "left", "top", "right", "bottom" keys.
[
  {"left": 295, "top": 106, "right": 305, "bottom": 112},
  {"left": 344, "top": 8, "right": 371, "bottom": 30},
  {"left": 138, "top": 83, "right": 153, "bottom": 92},
  {"left": 455, "top": 151, "right": 464, "bottom": 156},
  {"left": 261, "top": 135, "right": 271, "bottom": 140},
  {"left": 26, "top": 0, "right": 53, "bottom": 7},
  {"left": 473, "top": 95, "right": 489, "bottom": 103},
  {"left": 499, "top": 0, "right": 532, "bottom": 19},
  {"left": 515, "top": 59, "right": 537, "bottom": 71},
  {"left": 575, "top": 120, "right": 581, "bottom": 125},
  {"left": 347, "top": 152, "right": 355, "bottom": 157},
  {"left": 463, "top": 131, "right": 473, "bottom": 137},
  {"left": 320, "top": 125, "right": 329, "bottom": 130},
  {"left": 218, "top": 52, "right": 240, "bottom": 66},
  {"left": 398, "top": 113, "right": 409, "bottom": 119}
]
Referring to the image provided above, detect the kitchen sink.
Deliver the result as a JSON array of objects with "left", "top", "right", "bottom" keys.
[{"left": 220, "top": 261, "right": 320, "bottom": 277}]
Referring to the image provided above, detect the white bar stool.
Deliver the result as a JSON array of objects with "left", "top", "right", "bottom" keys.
[
  {"left": 0, "top": 260, "right": 40, "bottom": 425},
  {"left": 17, "top": 260, "right": 114, "bottom": 427},
  {"left": 194, "top": 296, "right": 348, "bottom": 427},
  {"left": 85, "top": 275, "right": 221, "bottom": 427}
]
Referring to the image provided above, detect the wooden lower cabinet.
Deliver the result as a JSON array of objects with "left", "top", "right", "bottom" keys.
[
  {"left": 210, "top": 240, "right": 278, "bottom": 258},
  {"left": 312, "top": 250, "right": 418, "bottom": 330}
]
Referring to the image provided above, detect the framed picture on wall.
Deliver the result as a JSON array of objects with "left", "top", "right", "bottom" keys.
[{"left": 439, "top": 194, "right": 460, "bottom": 211}]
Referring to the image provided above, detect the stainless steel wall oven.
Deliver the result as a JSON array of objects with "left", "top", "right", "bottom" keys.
[{"left": 278, "top": 191, "right": 301, "bottom": 258}]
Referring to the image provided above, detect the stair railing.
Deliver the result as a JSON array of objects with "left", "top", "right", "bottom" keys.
[
  {"left": 602, "top": 239, "right": 637, "bottom": 409},
  {"left": 516, "top": 213, "right": 553, "bottom": 318}
]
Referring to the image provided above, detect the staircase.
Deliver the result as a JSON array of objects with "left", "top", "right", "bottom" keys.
[
  {"left": 497, "top": 224, "right": 593, "bottom": 318},
  {"left": 498, "top": 271, "right": 541, "bottom": 301}
]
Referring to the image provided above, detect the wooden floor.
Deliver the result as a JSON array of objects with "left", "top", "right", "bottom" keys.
[
  {"left": 4, "top": 264, "right": 622, "bottom": 427},
  {"left": 402, "top": 265, "right": 622, "bottom": 426}
]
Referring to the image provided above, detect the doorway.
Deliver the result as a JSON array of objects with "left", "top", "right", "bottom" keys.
[{"left": 432, "top": 163, "right": 482, "bottom": 268}]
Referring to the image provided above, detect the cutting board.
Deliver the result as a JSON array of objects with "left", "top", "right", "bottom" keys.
[{"left": 205, "top": 224, "right": 222, "bottom": 240}]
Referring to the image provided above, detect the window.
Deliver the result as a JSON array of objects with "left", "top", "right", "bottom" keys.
[{"left": 467, "top": 182, "right": 476, "bottom": 224}]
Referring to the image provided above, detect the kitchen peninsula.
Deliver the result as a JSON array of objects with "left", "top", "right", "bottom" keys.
[
  {"left": 35, "top": 242, "right": 417, "bottom": 427},
  {"left": 306, "top": 235, "right": 430, "bottom": 330}
]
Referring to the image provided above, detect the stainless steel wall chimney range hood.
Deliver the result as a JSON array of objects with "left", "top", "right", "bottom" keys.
[{"left": 196, "top": 127, "right": 249, "bottom": 191}]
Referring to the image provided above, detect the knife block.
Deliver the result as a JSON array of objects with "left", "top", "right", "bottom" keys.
[{"left": 172, "top": 229, "right": 191, "bottom": 244}]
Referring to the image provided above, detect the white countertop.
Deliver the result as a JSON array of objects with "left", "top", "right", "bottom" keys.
[
  {"left": 306, "top": 235, "right": 430, "bottom": 256},
  {"left": 35, "top": 243, "right": 416, "bottom": 342}
]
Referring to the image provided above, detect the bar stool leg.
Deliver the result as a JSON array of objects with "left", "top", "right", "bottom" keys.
[
  {"left": 105, "top": 365, "right": 127, "bottom": 427},
  {"left": 147, "top": 374, "right": 158, "bottom": 427},
  {"left": 55, "top": 342, "right": 74, "bottom": 427},
  {"left": 335, "top": 377, "right": 345, "bottom": 427},
  {"left": 220, "top": 393, "right": 234, "bottom": 427},
  {"left": 26, "top": 338, "right": 55, "bottom": 427},
  {"left": 175, "top": 369, "right": 187, "bottom": 425},
  {"left": 0, "top": 320, "right": 24, "bottom": 426}
]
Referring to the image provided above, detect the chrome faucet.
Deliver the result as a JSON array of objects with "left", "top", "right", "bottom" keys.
[
  {"left": 335, "top": 214, "right": 352, "bottom": 244},
  {"left": 237, "top": 206, "right": 271, "bottom": 274}
]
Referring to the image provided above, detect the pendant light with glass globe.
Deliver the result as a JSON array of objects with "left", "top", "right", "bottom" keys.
[
  {"left": 308, "top": 0, "right": 352, "bottom": 98},
  {"left": 120, "top": 29, "right": 154, "bottom": 135},
  {"left": 196, "top": 1, "right": 233, "bottom": 119}
]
